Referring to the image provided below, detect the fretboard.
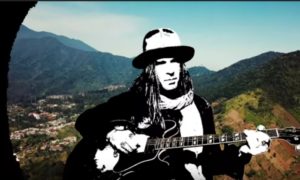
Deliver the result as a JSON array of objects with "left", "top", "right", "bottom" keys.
[{"left": 145, "top": 128, "right": 280, "bottom": 152}]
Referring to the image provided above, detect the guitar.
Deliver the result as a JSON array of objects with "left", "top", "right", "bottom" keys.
[{"left": 94, "top": 121, "right": 300, "bottom": 179}]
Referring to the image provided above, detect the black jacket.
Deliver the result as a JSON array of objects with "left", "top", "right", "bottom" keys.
[{"left": 65, "top": 91, "right": 251, "bottom": 180}]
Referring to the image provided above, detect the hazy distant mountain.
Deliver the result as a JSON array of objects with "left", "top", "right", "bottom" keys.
[
  {"left": 17, "top": 25, "right": 97, "bottom": 52},
  {"left": 8, "top": 34, "right": 140, "bottom": 103},
  {"left": 214, "top": 51, "right": 283, "bottom": 78},
  {"left": 194, "top": 50, "right": 300, "bottom": 108},
  {"left": 10, "top": 25, "right": 298, "bottom": 107},
  {"left": 188, "top": 66, "right": 214, "bottom": 77}
]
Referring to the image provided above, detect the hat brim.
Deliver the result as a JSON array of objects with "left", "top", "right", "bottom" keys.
[{"left": 132, "top": 46, "right": 194, "bottom": 69}]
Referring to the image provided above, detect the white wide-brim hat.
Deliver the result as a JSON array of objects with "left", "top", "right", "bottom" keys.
[{"left": 132, "top": 28, "right": 194, "bottom": 69}]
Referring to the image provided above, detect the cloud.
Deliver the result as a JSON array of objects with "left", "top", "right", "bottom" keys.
[{"left": 23, "top": 3, "right": 150, "bottom": 57}]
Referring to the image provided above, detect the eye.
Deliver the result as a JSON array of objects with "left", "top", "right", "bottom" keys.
[
  {"left": 171, "top": 58, "right": 180, "bottom": 63},
  {"left": 155, "top": 60, "right": 166, "bottom": 66}
]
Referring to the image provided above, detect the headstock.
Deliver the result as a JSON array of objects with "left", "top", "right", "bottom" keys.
[{"left": 277, "top": 127, "right": 300, "bottom": 145}]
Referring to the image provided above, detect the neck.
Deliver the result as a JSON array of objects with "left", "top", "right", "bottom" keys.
[
  {"left": 145, "top": 128, "right": 281, "bottom": 152},
  {"left": 160, "top": 86, "right": 181, "bottom": 99}
]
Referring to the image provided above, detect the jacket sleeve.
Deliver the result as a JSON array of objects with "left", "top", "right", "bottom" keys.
[
  {"left": 75, "top": 92, "right": 134, "bottom": 148},
  {"left": 195, "top": 95, "right": 252, "bottom": 179}
]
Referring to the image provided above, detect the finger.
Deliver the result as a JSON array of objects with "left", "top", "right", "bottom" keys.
[
  {"left": 243, "top": 129, "right": 256, "bottom": 136},
  {"left": 254, "top": 145, "right": 268, "bottom": 155},
  {"left": 239, "top": 145, "right": 250, "bottom": 154},
  {"left": 246, "top": 135, "right": 260, "bottom": 149},
  {"left": 121, "top": 142, "right": 134, "bottom": 153},
  {"left": 257, "top": 125, "right": 265, "bottom": 131},
  {"left": 126, "top": 140, "right": 138, "bottom": 151},
  {"left": 115, "top": 144, "right": 127, "bottom": 154},
  {"left": 257, "top": 131, "right": 271, "bottom": 142},
  {"left": 262, "top": 144, "right": 269, "bottom": 152}
]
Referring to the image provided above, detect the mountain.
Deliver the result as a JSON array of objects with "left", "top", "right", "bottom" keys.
[
  {"left": 193, "top": 51, "right": 284, "bottom": 101},
  {"left": 195, "top": 50, "right": 300, "bottom": 110},
  {"left": 188, "top": 66, "right": 214, "bottom": 77},
  {"left": 247, "top": 51, "right": 300, "bottom": 107},
  {"left": 10, "top": 25, "right": 298, "bottom": 107},
  {"left": 17, "top": 25, "right": 97, "bottom": 52},
  {"left": 8, "top": 35, "right": 140, "bottom": 103}
]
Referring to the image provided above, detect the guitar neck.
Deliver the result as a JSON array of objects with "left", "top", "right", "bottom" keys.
[{"left": 145, "top": 128, "right": 280, "bottom": 152}]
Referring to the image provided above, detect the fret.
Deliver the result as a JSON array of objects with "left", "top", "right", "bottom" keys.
[
  {"left": 192, "top": 135, "right": 203, "bottom": 146},
  {"left": 204, "top": 135, "right": 209, "bottom": 144},
  {"left": 172, "top": 137, "right": 177, "bottom": 147},
  {"left": 214, "top": 135, "right": 219, "bottom": 144},
  {"left": 241, "top": 133, "right": 247, "bottom": 141},
  {"left": 208, "top": 135, "right": 213, "bottom": 144},
  {"left": 181, "top": 137, "right": 185, "bottom": 147},
  {"left": 192, "top": 136, "right": 197, "bottom": 146},
  {"left": 179, "top": 137, "right": 184, "bottom": 147},
  {"left": 227, "top": 134, "right": 233, "bottom": 142},
  {"left": 189, "top": 136, "right": 193, "bottom": 146},
  {"left": 165, "top": 138, "right": 171, "bottom": 148},
  {"left": 154, "top": 139, "right": 160, "bottom": 150},
  {"left": 202, "top": 135, "right": 208, "bottom": 145},
  {"left": 239, "top": 132, "right": 242, "bottom": 141},
  {"left": 219, "top": 134, "right": 226, "bottom": 143},
  {"left": 275, "top": 128, "right": 279, "bottom": 138},
  {"left": 159, "top": 139, "right": 165, "bottom": 149},
  {"left": 186, "top": 136, "right": 191, "bottom": 146},
  {"left": 183, "top": 137, "right": 187, "bottom": 146},
  {"left": 234, "top": 132, "right": 240, "bottom": 141}
]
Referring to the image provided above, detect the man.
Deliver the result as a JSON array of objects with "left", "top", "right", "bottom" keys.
[{"left": 64, "top": 28, "right": 270, "bottom": 180}]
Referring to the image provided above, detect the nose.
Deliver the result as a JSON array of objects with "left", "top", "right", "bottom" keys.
[{"left": 166, "top": 72, "right": 174, "bottom": 76}]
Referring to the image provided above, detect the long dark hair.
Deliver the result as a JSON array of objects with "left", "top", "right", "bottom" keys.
[{"left": 130, "top": 63, "right": 193, "bottom": 129}]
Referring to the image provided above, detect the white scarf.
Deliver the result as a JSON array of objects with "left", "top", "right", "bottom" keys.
[{"left": 159, "top": 89, "right": 194, "bottom": 110}]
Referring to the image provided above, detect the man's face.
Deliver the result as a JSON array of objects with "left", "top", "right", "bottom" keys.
[{"left": 155, "top": 58, "right": 180, "bottom": 91}]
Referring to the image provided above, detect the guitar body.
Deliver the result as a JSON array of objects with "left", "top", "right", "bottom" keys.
[
  {"left": 64, "top": 120, "right": 180, "bottom": 180},
  {"left": 94, "top": 119, "right": 180, "bottom": 179},
  {"left": 94, "top": 145, "right": 173, "bottom": 175}
]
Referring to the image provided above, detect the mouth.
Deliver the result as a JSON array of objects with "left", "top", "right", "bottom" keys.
[
  {"left": 164, "top": 77, "right": 177, "bottom": 82},
  {"left": 164, "top": 78, "right": 177, "bottom": 85}
]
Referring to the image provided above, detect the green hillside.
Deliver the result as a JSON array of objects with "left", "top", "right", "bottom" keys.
[
  {"left": 8, "top": 37, "right": 140, "bottom": 103},
  {"left": 195, "top": 51, "right": 300, "bottom": 119},
  {"left": 193, "top": 51, "right": 283, "bottom": 101},
  {"left": 213, "top": 89, "right": 300, "bottom": 180}
]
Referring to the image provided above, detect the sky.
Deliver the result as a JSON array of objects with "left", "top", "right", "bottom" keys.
[{"left": 23, "top": 2, "right": 300, "bottom": 71}]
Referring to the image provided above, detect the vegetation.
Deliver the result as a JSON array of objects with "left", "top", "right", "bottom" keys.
[
  {"left": 57, "top": 126, "right": 81, "bottom": 140},
  {"left": 194, "top": 51, "right": 300, "bottom": 117},
  {"left": 9, "top": 34, "right": 140, "bottom": 103},
  {"left": 223, "top": 89, "right": 280, "bottom": 127}
]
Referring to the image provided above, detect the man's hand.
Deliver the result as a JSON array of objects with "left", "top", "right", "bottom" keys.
[
  {"left": 184, "top": 163, "right": 206, "bottom": 180},
  {"left": 106, "top": 127, "right": 148, "bottom": 154},
  {"left": 239, "top": 125, "right": 271, "bottom": 156}
]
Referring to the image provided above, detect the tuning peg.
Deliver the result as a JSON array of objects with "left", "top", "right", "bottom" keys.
[
  {"left": 295, "top": 144, "right": 300, "bottom": 152},
  {"left": 257, "top": 125, "right": 266, "bottom": 131}
]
